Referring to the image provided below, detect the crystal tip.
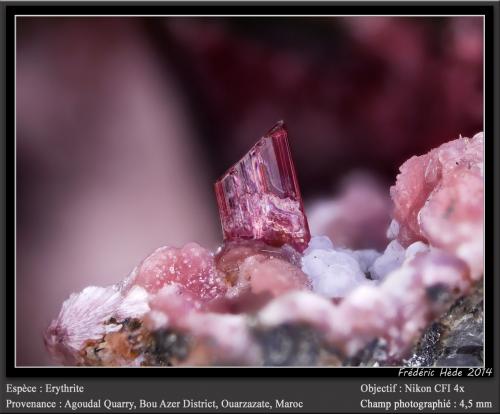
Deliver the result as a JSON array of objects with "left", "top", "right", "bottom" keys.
[{"left": 265, "top": 120, "right": 287, "bottom": 139}]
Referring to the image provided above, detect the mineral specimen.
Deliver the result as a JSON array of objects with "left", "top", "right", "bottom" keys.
[
  {"left": 258, "top": 248, "right": 471, "bottom": 360},
  {"left": 301, "top": 236, "right": 374, "bottom": 298},
  {"left": 45, "top": 285, "right": 150, "bottom": 365},
  {"left": 45, "top": 128, "right": 484, "bottom": 367},
  {"left": 214, "top": 121, "right": 311, "bottom": 252},
  {"left": 390, "top": 132, "right": 484, "bottom": 279},
  {"left": 131, "top": 242, "right": 227, "bottom": 307},
  {"left": 407, "top": 282, "right": 483, "bottom": 367}
]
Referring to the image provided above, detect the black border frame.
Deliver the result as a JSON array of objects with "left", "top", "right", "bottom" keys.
[{"left": 3, "top": 1, "right": 497, "bottom": 379}]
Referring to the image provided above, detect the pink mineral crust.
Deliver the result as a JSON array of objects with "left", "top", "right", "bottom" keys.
[
  {"left": 146, "top": 285, "right": 261, "bottom": 365},
  {"left": 146, "top": 284, "right": 195, "bottom": 329},
  {"left": 212, "top": 240, "right": 309, "bottom": 311},
  {"left": 390, "top": 132, "right": 483, "bottom": 278},
  {"left": 258, "top": 249, "right": 471, "bottom": 359},
  {"left": 215, "top": 240, "right": 303, "bottom": 276},
  {"left": 132, "top": 242, "right": 227, "bottom": 307},
  {"left": 240, "top": 254, "right": 311, "bottom": 297},
  {"left": 214, "top": 121, "right": 310, "bottom": 252},
  {"left": 180, "top": 312, "right": 261, "bottom": 365}
]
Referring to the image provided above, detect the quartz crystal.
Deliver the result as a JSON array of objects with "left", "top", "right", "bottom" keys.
[{"left": 214, "top": 121, "right": 310, "bottom": 252}]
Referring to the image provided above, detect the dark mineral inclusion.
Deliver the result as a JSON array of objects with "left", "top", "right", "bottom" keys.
[{"left": 407, "top": 282, "right": 483, "bottom": 367}]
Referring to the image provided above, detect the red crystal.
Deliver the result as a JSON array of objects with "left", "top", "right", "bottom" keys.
[{"left": 214, "top": 121, "right": 310, "bottom": 252}]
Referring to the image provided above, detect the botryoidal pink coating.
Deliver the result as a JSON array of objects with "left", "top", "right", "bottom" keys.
[
  {"left": 390, "top": 132, "right": 483, "bottom": 278},
  {"left": 132, "top": 242, "right": 227, "bottom": 306}
]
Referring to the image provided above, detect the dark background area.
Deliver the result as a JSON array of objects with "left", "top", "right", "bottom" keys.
[{"left": 15, "top": 16, "right": 483, "bottom": 365}]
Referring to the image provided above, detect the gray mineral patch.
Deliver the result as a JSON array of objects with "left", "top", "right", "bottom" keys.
[
  {"left": 407, "top": 282, "right": 483, "bottom": 367},
  {"left": 254, "top": 323, "right": 321, "bottom": 366}
]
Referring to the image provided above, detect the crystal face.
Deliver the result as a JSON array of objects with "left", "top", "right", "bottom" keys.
[{"left": 214, "top": 121, "right": 311, "bottom": 252}]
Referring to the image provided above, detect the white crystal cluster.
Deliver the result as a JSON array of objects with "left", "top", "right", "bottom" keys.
[
  {"left": 301, "top": 236, "right": 374, "bottom": 298},
  {"left": 301, "top": 235, "right": 430, "bottom": 298}
]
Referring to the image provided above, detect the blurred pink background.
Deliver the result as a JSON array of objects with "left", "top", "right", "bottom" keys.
[{"left": 16, "top": 17, "right": 483, "bottom": 365}]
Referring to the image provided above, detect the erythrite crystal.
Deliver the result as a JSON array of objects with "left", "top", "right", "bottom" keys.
[{"left": 214, "top": 121, "right": 311, "bottom": 252}]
